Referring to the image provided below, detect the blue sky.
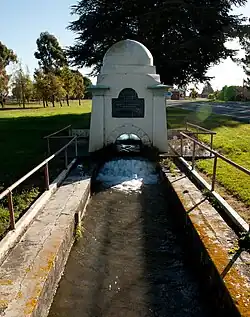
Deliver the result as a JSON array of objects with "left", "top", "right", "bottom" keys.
[{"left": 1, "top": 0, "right": 250, "bottom": 89}]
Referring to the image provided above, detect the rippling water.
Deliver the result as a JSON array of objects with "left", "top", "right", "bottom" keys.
[
  {"left": 96, "top": 158, "right": 158, "bottom": 192},
  {"left": 49, "top": 158, "right": 217, "bottom": 317}
]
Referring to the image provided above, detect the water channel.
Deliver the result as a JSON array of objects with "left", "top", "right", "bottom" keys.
[{"left": 49, "top": 157, "right": 221, "bottom": 317}]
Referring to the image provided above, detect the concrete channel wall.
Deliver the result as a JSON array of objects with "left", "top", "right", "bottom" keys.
[
  {"left": 0, "top": 170, "right": 91, "bottom": 317},
  {"left": 160, "top": 167, "right": 250, "bottom": 316}
]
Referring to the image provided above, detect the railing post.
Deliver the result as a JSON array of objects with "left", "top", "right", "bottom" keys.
[
  {"left": 180, "top": 134, "right": 183, "bottom": 157},
  {"left": 210, "top": 134, "right": 214, "bottom": 157},
  {"left": 192, "top": 141, "right": 196, "bottom": 170},
  {"left": 65, "top": 148, "right": 68, "bottom": 168},
  {"left": 211, "top": 154, "right": 218, "bottom": 191},
  {"left": 186, "top": 121, "right": 188, "bottom": 131},
  {"left": 44, "top": 163, "right": 50, "bottom": 190},
  {"left": 47, "top": 138, "right": 50, "bottom": 156},
  {"left": 8, "top": 191, "right": 15, "bottom": 230},
  {"left": 75, "top": 138, "right": 78, "bottom": 157}
]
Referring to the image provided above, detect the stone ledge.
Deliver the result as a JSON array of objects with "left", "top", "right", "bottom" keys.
[
  {"left": 164, "top": 169, "right": 250, "bottom": 316},
  {"left": 0, "top": 158, "right": 77, "bottom": 266},
  {"left": 0, "top": 170, "right": 91, "bottom": 317}
]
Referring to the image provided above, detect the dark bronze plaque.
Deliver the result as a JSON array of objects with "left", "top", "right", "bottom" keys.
[{"left": 112, "top": 88, "right": 145, "bottom": 118}]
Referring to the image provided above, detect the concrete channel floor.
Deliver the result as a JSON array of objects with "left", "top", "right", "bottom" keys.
[{"left": 0, "top": 170, "right": 90, "bottom": 317}]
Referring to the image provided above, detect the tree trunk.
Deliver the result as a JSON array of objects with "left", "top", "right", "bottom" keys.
[
  {"left": 52, "top": 95, "right": 55, "bottom": 107},
  {"left": 21, "top": 83, "right": 25, "bottom": 108},
  {"left": 22, "top": 96, "right": 25, "bottom": 109},
  {"left": 66, "top": 94, "right": 69, "bottom": 106},
  {"left": 59, "top": 100, "right": 63, "bottom": 107},
  {"left": 0, "top": 100, "right": 4, "bottom": 108},
  {"left": 46, "top": 100, "right": 48, "bottom": 107},
  {"left": 78, "top": 98, "right": 81, "bottom": 106},
  {"left": 43, "top": 99, "right": 46, "bottom": 108}
]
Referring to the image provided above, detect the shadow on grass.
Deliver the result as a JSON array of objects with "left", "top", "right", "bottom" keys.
[
  {"left": 0, "top": 112, "right": 90, "bottom": 185},
  {"left": 0, "top": 112, "right": 90, "bottom": 238}
]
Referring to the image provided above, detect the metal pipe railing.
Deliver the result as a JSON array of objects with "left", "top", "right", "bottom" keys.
[
  {"left": 44, "top": 125, "right": 72, "bottom": 155},
  {"left": 186, "top": 122, "right": 217, "bottom": 135},
  {"left": 186, "top": 122, "right": 216, "bottom": 155},
  {"left": 179, "top": 132, "right": 250, "bottom": 191},
  {"left": 44, "top": 125, "right": 72, "bottom": 139},
  {"left": 180, "top": 132, "right": 250, "bottom": 176},
  {"left": 0, "top": 136, "right": 78, "bottom": 230}
]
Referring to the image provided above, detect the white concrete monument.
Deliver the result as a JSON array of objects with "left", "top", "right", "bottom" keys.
[{"left": 89, "top": 39, "right": 170, "bottom": 153}]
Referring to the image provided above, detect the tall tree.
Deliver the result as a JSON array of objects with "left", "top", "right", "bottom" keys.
[
  {"left": 201, "top": 82, "right": 214, "bottom": 97},
  {"left": 0, "top": 41, "right": 17, "bottom": 107},
  {"left": 72, "top": 70, "right": 85, "bottom": 105},
  {"left": 60, "top": 66, "right": 75, "bottom": 106},
  {"left": 12, "top": 65, "right": 33, "bottom": 107},
  {"left": 68, "top": 0, "right": 247, "bottom": 85},
  {"left": 242, "top": 48, "right": 250, "bottom": 89},
  {"left": 83, "top": 76, "right": 92, "bottom": 99},
  {"left": 34, "top": 32, "right": 67, "bottom": 74},
  {"left": 34, "top": 69, "right": 50, "bottom": 107}
]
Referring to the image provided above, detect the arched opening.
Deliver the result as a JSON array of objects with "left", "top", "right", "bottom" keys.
[
  {"left": 115, "top": 133, "right": 142, "bottom": 153},
  {"left": 107, "top": 124, "right": 151, "bottom": 147}
]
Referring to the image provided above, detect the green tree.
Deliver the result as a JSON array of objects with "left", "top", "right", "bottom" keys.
[
  {"left": 67, "top": 0, "right": 247, "bottom": 85},
  {"left": 34, "top": 32, "right": 67, "bottom": 74},
  {"left": 49, "top": 73, "right": 65, "bottom": 106},
  {"left": 190, "top": 88, "right": 198, "bottom": 99},
  {"left": 34, "top": 69, "right": 66, "bottom": 107},
  {"left": 224, "top": 86, "right": 237, "bottom": 101},
  {"left": 34, "top": 69, "right": 50, "bottom": 107},
  {"left": 12, "top": 65, "right": 33, "bottom": 107},
  {"left": 60, "top": 66, "right": 75, "bottom": 106},
  {"left": 0, "top": 41, "right": 17, "bottom": 107},
  {"left": 72, "top": 70, "right": 85, "bottom": 105},
  {"left": 201, "top": 82, "right": 214, "bottom": 97},
  {"left": 218, "top": 86, "right": 228, "bottom": 101},
  {"left": 213, "top": 90, "right": 220, "bottom": 100},
  {"left": 83, "top": 76, "right": 92, "bottom": 99}
]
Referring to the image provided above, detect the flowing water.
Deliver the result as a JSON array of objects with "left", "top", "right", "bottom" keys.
[{"left": 49, "top": 158, "right": 218, "bottom": 317}]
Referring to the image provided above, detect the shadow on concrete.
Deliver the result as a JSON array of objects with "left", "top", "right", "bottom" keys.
[
  {"left": 221, "top": 249, "right": 242, "bottom": 279},
  {"left": 139, "top": 182, "right": 240, "bottom": 317},
  {"left": 186, "top": 197, "right": 207, "bottom": 214}
]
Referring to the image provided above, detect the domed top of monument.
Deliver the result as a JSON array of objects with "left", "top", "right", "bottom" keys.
[{"left": 103, "top": 39, "right": 153, "bottom": 67}]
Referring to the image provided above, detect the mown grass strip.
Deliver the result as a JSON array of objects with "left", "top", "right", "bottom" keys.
[{"left": 167, "top": 107, "right": 250, "bottom": 207}]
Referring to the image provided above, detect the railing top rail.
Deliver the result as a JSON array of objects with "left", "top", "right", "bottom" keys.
[
  {"left": 44, "top": 125, "right": 72, "bottom": 139},
  {"left": 169, "top": 128, "right": 212, "bottom": 135},
  {"left": 180, "top": 132, "right": 250, "bottom": 176},
  {"left": 186, "top": 122, "right": 216, "bottom": 135},
  {"left": 0, "top": 136, "right": 77, "bottom": 200},
  {"left": 49, "top": 135, "right": 89, "bottom": 139}
]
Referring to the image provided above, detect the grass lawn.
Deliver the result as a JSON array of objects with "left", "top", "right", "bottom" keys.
[
  {"left": 167, "top": 107, "right": 250, "bottom": 209},
  {"left": 0, "top": 100, "right": 92, "bottom": 237}
]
